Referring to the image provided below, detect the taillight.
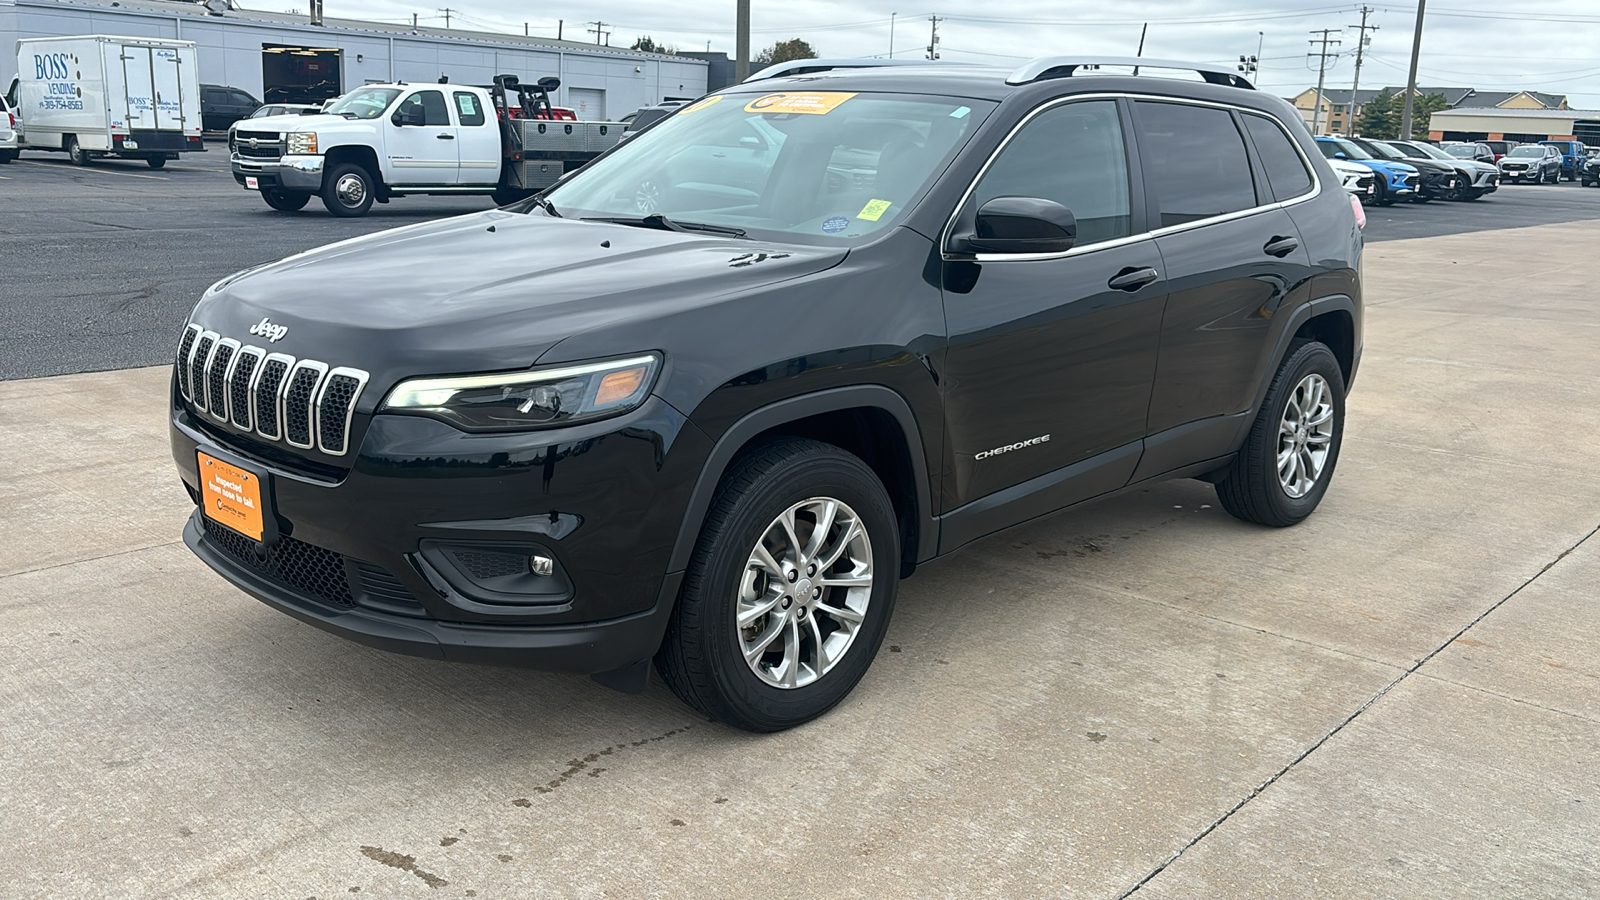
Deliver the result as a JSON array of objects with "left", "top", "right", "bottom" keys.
[{"left": 1349, "top": 194, "right": 1367, "bottom": 230}]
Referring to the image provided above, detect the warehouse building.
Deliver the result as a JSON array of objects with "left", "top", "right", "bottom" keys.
[
  {"left": 1, "top": 0, "right": 708, "bottom": 119},
  {"left": 1428, "top": 107, "right": 1600, "bottom": 145}
]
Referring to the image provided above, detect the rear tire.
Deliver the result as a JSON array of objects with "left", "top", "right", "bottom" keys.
[
  {"left": 146, "top": 156, "right": 166, "bottom": 169},
  {"left": 0, "top": 150, "right": 14, "bottom": 164},
  {"left": 65, "top": 136, "right": 92, "bottom": 166},
  {"left": 1215, "top": 341, "right": 1346, "bottom": 528},
  {"left": 321, "top": 163, "right": 375, "bottom": 217},
  {"left": 491, "top": 186, "right": 528, "bottom": 206},
  {"left": 655, "top": 438, "right": 900, "bottom": 732},
  {"left": 262, "top": 188, "right": 311, "bottom": 211}
]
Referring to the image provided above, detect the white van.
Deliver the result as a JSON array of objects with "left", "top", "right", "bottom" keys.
[{"left": 6, "top": 35, "right": 204, "bottom": 167}]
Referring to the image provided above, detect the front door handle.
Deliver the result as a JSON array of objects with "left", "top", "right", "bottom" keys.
[
  {"left": 1264, "top": 235, "right": 1300, "bottom": 257},
  {"left": 1108, "top": 266, "right": 1160, "bottom": 292},
  {"left": 436, "top": 133, "right": 456, "bottom": 140}
]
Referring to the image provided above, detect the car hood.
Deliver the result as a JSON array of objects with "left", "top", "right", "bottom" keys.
[
  {"left": 1392, "top": 156, "right": 1452, "bottom": 175},
  {"left": 234, "top": 112, "right": 347, "bottom": 133},
  {"left": 187, "top": 210, "right": 849, "bottom": 390},
  {"left": 1499, "top": 155, "right": 1545, "bottom": 164}
]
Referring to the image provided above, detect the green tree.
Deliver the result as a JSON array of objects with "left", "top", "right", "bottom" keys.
[
  {"left": 1410, "top": 92, "right": 1449, "bottom": 139},
  {"left": 1356, "top": 89, "right": 1399, "bottom": 139},
  {"left": 755, "top": 39, "right": 819, "bottom": 66},
  {"left": 630, "top": 35, "right": 678, "bottom": 54}
]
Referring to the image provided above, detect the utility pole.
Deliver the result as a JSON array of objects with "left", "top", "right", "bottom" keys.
[
  {"left": 438, "top": 7, "right": 454, "bottom": 29},
  {"left": 1400, "top": 0, "right": 1426, "bottom": 139},
  {"left": 1348, "top": 6, "right": 1377, "bottom": 133},
  {"left": 926, "top": 15, "right": 941, "bottom": 60},
  {"left": 558, "top": 20, "right": 563, "bottom": 40},
  {"left": 889, "top": 12, "right": 897, "bottom": 58},
  {"left": 586, "top": 20, "right": 610, "bottom": 45},
  {"left": 1307, "top": 28, "right": 1341, "bottom": 136},
  {"left": 1134, "top": 22, "right": 1146, "bottom": 76},
  {"left": 736, "top": 0, "right": 750, "bottom": 81}
]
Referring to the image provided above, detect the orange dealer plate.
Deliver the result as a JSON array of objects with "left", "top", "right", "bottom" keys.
[{"left": 198, "top": 452, "right": 265, "bottom": 542}]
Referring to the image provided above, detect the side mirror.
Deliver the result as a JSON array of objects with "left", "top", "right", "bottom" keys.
[
  {"left": 392, "top": 105, "right": 425, "bottom": 127},
  {"left": 955, "top": 197, "right": 1078, "bottom": 255},
  {"left": 1333, "top": 152, "right": 1348, "bottom": 160}
]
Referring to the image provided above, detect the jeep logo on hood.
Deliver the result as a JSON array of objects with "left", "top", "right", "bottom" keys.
[{"left": 248, "top": 316, "right": 289, "bottom": 343}]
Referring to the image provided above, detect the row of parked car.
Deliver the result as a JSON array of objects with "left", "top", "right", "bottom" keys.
[{"left": 1316, "top": 135, "right": 1599, "bottom": 204}]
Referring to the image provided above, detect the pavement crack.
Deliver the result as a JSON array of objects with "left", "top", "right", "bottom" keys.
[
  {"left": 359, "top": 846, "right": 448, "bottom": 889},
  {"left": 1410, "top": 671, "right": 1599, "bottom": 724},
  {"left": 1, "top": 539, "right": 184, "bottom": 580},
  {"left": 1116, "top": 519, "right": 1600, "bottom": 898}
]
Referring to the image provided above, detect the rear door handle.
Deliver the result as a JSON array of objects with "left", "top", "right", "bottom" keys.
[
  {"left": 1108, "top": 266, "right": 1160, "bottom": 292},
  {"left": 1263, "top": 235, "right": 1300, "bottom": 257},
  {"left": 437, "top": 133, "right": 455, "bottom": 140}
]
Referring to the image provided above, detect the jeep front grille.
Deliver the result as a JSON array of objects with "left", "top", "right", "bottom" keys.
[{"left": 176, "top": 323, "right": 370, "bottom": 457}]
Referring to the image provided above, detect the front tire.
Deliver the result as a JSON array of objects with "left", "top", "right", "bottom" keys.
[
  {"left": 321, "top": 163, "right": 375, "bottom": 217},
  {"left": 655, "top": 438, "right": 900, "bottom": 732},
  {"left": 1215, "top": 341, "right": 1346, "bottom": 527},
  {"left": 65, "top": 136, "right": 92, "bottom": 166},
  {"left": 262, "top": 188, "right": 311, "bottom": 211}
]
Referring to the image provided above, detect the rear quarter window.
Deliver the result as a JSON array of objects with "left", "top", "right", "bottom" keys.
[{"left": 1242, "top": 114, "right": 1314, "bottom": 201}]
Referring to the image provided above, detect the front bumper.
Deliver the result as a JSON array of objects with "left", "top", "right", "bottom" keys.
[
  {"left": 1498, "top": 167, "right": 1540, "bottom": 181},
  {"left": 171, "top": 388, "right": 713, "bottom": 675},
  {"left": 232, "top": 152, "right": 325, "bottom": 192}
]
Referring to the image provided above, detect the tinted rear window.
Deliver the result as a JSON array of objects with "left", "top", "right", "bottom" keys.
[
  {"left": 1242, "top": 114, "right": 1313, "bottom": 201},
  {"left": 1135, "top": 101, "right": 1258, "bottom": 227}
]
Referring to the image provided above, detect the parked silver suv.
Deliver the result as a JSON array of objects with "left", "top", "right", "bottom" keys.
[{"left": 1498, "top": 144, "right": 1562, "bottom": 184}]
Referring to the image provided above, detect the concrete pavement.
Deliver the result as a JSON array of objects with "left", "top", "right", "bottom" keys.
[{"left": 1, "top": 220, "right": 1598, "bottom": 898}]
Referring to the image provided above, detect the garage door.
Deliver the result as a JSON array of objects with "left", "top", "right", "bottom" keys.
[{"left": 568, "top": 88, "right": 606, "bottom": 121}]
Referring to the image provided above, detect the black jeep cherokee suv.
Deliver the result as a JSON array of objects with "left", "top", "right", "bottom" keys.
[{"left": 171, "top": 57, "right": 1363, "bottom": 731}]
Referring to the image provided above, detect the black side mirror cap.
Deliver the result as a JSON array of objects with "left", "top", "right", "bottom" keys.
[
  {"left": 952, "top": 197, "right": 1078, "bottom": 256},
  {"left": 392, "top": 106, "right": 425, "bottom": 127}
]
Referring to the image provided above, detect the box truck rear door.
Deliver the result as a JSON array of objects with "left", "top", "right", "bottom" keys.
[
  {"left": 151, "top": 47, "right": 183, "bottom": 130},
  {"left": 121, "top": 45, "right": 156, "bottom": 131}
]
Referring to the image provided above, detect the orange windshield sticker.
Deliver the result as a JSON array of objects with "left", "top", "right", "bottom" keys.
[
  {"left": 678, "top": 95, "right": 724, "bottom": 115},
  {"left": 744, "top": 92, "right": 858, "bottom": 115}
]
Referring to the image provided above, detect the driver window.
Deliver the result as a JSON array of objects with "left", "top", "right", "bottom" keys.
[
  {"left": 973, "top": 100, "right": 1132, "bottom": 246},
  {"left": 399, "top": 91, "right": 451, "bottom": 126}
]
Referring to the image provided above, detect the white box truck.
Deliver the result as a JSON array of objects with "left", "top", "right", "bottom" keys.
[{"left": 5, "top": 35, "right": 204, "bottom": 168}]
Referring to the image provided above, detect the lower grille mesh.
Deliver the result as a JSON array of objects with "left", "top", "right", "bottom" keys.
[{"left": 202, "top": 516, "right": 354, "bottom": 608}]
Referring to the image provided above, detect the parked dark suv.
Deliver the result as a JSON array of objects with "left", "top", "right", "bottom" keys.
[
  {"left": 170, "top": 57, "right": 1363, "bottom": 731},
  {"left": 201, "top": 84, "right": 260, "bottom": 132}
]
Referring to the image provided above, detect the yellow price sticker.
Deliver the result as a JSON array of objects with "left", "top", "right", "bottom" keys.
[
  {"left": 744, "top": 92, "right": 858, "bottom": 115},
  {"left": 857, "top": 199, "right": 893, "bottom": 221},
  {"left": 677, "top": 95, "right": 724, "bottom": 115}
]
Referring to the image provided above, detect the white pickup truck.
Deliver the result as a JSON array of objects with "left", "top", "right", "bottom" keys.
[{"left": 231, "top": 75, "right": 627, "bottom": 216}]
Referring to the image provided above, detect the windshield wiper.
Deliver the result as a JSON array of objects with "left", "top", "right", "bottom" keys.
[{"left": 582, "top": 213, "right": 745, "bottom": 237}]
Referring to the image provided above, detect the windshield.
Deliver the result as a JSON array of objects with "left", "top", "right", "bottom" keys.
[
  {"left": 1507, "top": 146, "right": 1545, "bottom": 158},
  {"left": 1444, "top": 144, "right": 1477, "bottom": 159},
  {"left": 1358, "top": 140, "right": 1406, "bottom": 160},
  {"left": 326, "top": 87, "right": 401, "bottom": 119},
  {"left": 1398, "top": 141, "right": 1455, "bottom": 162},
  {"left": 544, "top": 91, "right": 996, "bottom": 244},
  {"left": 1318, "top": 138, "right": 1373, "bottom": 160}
]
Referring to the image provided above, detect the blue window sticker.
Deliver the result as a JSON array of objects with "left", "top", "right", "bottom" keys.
[{"left": 821, "top": 216, "right": 849, "bottom": 234}]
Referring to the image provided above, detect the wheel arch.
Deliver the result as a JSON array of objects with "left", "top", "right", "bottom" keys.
[
  {"left": 669, "top": 386, "right": 937, "bottom": 580},
  {"left": 322, "top": 144, "right": 383, "bottom": 186}
]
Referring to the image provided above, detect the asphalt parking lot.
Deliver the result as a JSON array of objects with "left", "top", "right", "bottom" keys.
[
  {"left": 2, "top": 147, "right": 1600, "bottom": 898},
  {"left": 3, "top": 146, "right": 1600, "bottom": 379}
]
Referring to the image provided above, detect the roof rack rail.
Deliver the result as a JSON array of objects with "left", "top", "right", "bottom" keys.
[
  {"left": 1006, "top": 57, "right": 1255, "bottom": 90},
  {"left": 743, "top": 58, "right": 956, "bottom": 83}
]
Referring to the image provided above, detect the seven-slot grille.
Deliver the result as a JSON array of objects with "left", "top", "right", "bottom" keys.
[{"left": 176, "top": 323, "right": 369, "bottom": 456}]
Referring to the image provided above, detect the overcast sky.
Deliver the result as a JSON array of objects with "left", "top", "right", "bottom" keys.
[{"left": 256, "top": 1, "right": 1600, "bottom": 108}]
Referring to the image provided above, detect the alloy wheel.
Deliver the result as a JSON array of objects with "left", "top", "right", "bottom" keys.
[
  {"left": 1277, "top": 373, "right": 1335, "bottom": 499},
  {"left": 737, "top": 497, "right": 873, "bottom": 689}
]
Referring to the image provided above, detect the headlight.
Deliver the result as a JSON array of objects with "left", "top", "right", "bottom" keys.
[
  {"left": 287, "top": 131, "right": 319, "bottom": 155},
  {"left": 381, "top": 354, "right": 662, "bottom": 432}
]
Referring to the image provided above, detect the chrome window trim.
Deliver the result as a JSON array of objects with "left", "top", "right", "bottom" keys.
[
  {"left": 941, "top": 92, "right": 1323, "bottom": 265},
  {"left": 282, "top": 359, "right": 329, "bottom": 450},
  {"left": 177, "top": 323, "right": 204, "bottom": 401},
  {"left": 191, "top": 331, "right": 220, "bottom": 413},
  {"left": 314, "top": 367, "right": 371, "bottom": 457},
  {"left": 208, "top": 338, "right": 241, "bottom": 424},
  {"left": 252, "top": 352, "right": 296, "bottom": 441}
]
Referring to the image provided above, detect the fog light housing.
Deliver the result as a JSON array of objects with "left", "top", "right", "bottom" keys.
[{"left": 414, "top": 541, "right": 573, "bottom": 609}]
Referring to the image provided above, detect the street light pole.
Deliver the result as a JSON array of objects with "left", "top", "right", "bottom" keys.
[{"left": 736, "top": 0, "right": 750, "bottom": 82}]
